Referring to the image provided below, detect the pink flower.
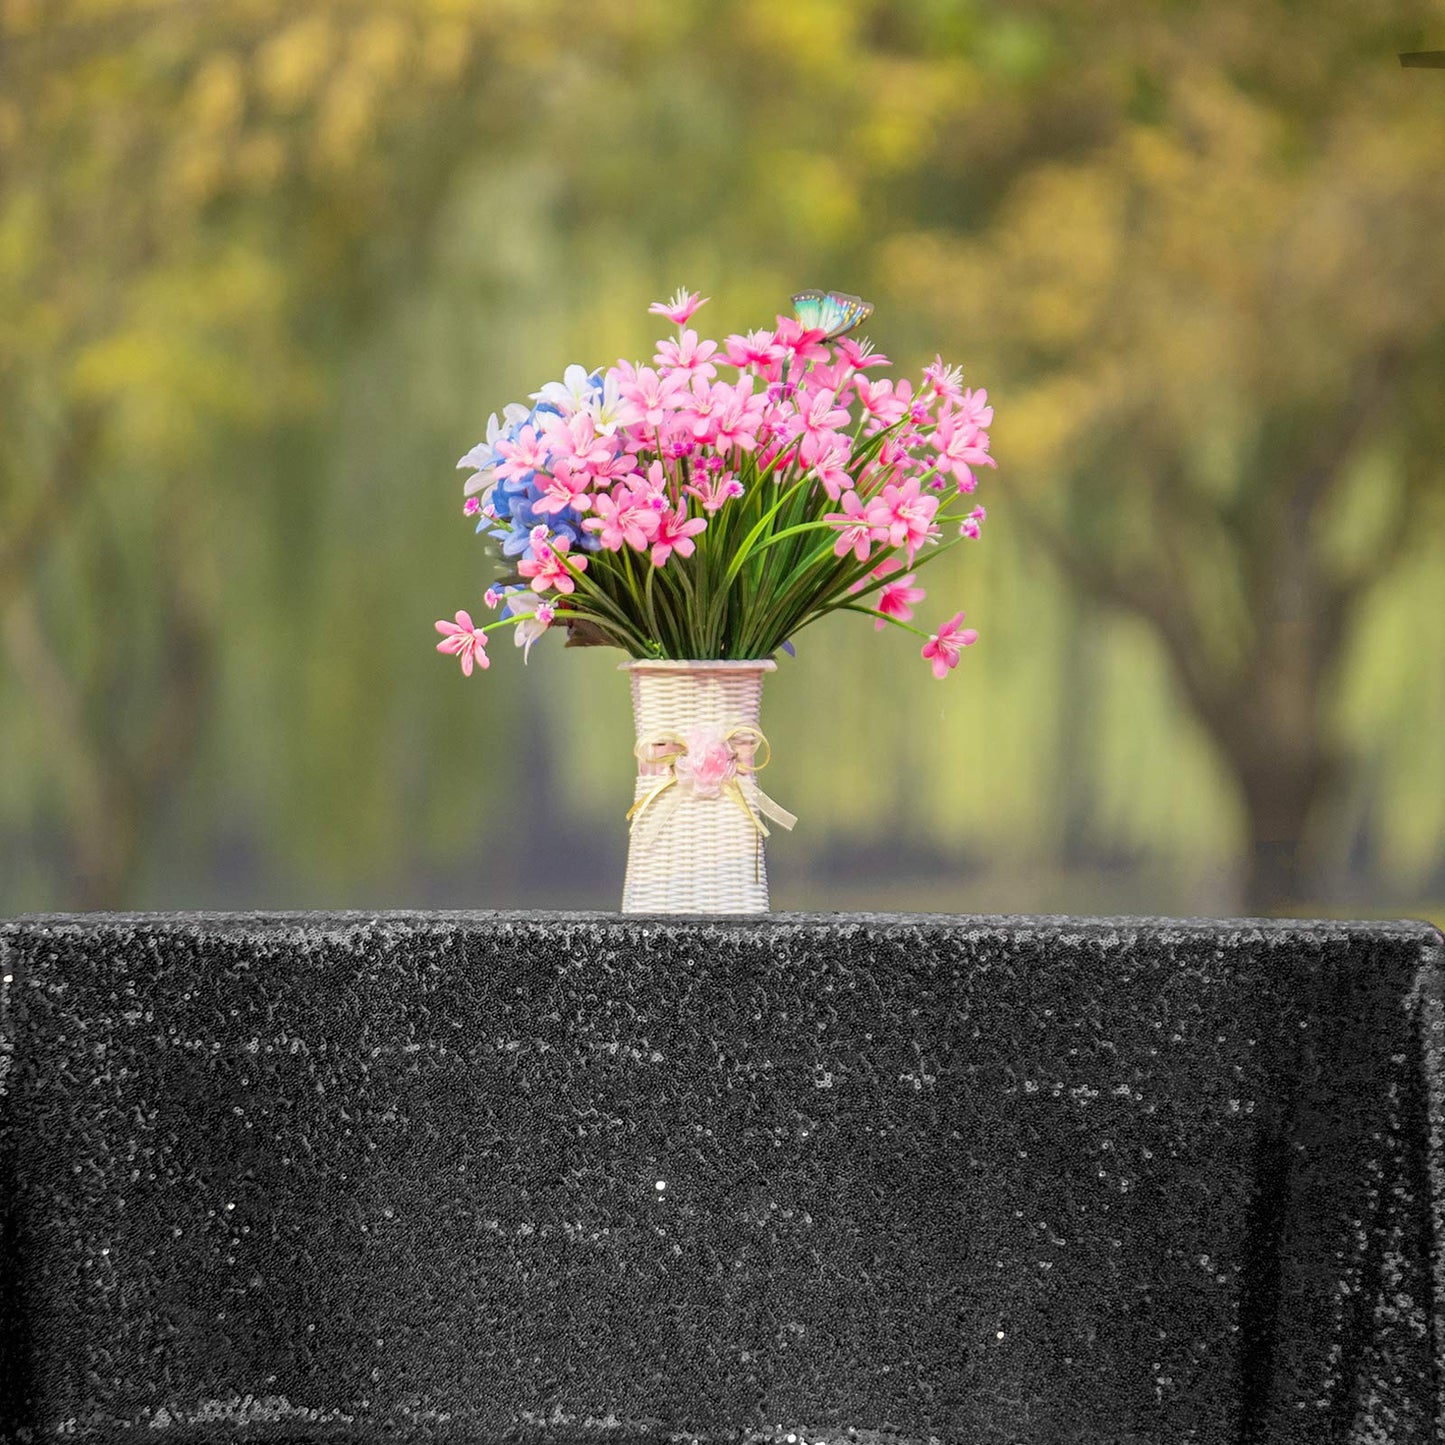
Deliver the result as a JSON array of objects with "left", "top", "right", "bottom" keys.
[
  {"left": 808, "top": 436, "right": 853, "bottom": 501},
  {"left": 658, "top": 424, "right": 697, "bottom": 462},
  {"left": 654, "top": 328, "right": 719, "bottom": 381},
  {"left": 723, "top": 329, "right": 785, "bottom": 370},
  {"left": 807, "top": 361, "right": 856, "bottom": 399},
  {"left": 956, "top": 387, "right": 993, "bottom": 429},
  {"left": 539, "top": 411, "right": 616, "bottom": 472},
  {"left": 756, "top": 393, "right": 793, "bottom": 450},
  {"left": 931, "top": 407, "right": 997, "bottom": 492},
  {"left": 855, "top": 376, "right": 912, "bottom": 430},
  {"left": 825, "top": 489, "right": 888, "bottom": 562},
  {"left": 685, "top": 470, "right": 745, "bottom": 513},
  {"left": 614, "top": 362, "right": 687, "bottom": 431},
  {"left": 648, "top": 288, "right": 709, "bottom": 328},
  {"left": 753, "top": 438, "right": 795, "bottom": 475},
  {"left": 848, "top": 555, "right": 903, "bottom": 595},
  {"left": 534, "top": 459, "right": 594, "bottom": 515},
  {"left": 493, "top": 425, "right": 549, "bottom": 484},
  {"left": 463, "top": 496, "right": 481, "bottom": 516},
  {"left": 483, "top": 587, "right": 502, "bottom": 610},
  {"left": 773, "top": 315, "right": 830, "bottom": 365},
  {"left": 435, "top": 611, "right": 490, "bottom": 676},
  {"left": 682, "top": 374, "right": 722, "bottom": 447},
  {"left": 837, "top": 336, "right": 888, "bottom": 370},
  {"left": 789, "top": 386, "right": 850, "bottom": 448},
  {"left": 709, "top": 376, "right": 768, "bottom": 454},
  {"left": 959, "top": 504, "right": 987, "bottom": 540},
  {"left": 636, "top": 459, "right": 672, "bottom": 507},
  {"left": 874, "top": 572, "right": 926, "bottom": 631},
  {"left": 923, "top": 356, "right": 966, "bottom": 404},
  {"left": 650, "top": 506, "right": 708, "bottom": 566},
  {"left": 517, "top": 532, "right": 587, "bottom": 594},
  {"left": 584, "top": 486, "right": 662, "bottom": 551},
  {"left": 921, "top": 611, "right": 979, "bottom": 679},
  {"left": 875, "top": 476, "right": 940, "bottom": 561},
  {"left": 877, "top": 435, "right": 914, "bottom": 471}
]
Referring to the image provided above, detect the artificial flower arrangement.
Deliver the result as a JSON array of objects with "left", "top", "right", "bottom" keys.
[
  {"left": 435, "top": 288, "right": 995, "bottom": 912},
  {"left": 435, "top": 288, "right": 993, "bottom": 674}
]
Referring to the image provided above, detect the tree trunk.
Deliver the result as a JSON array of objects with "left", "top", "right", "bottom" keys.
[
  {"left": 73, "top": 791, "right": 143, "bottom": 911},
  {"left": 1233, "top": 749, "right": 1341, "bottom": 916},
  {"left": 1224, "top": 488, "right": 1350, "bottom": 916},
  {"left": 3, "top": 597, "right": 144, "bottom": 910}
]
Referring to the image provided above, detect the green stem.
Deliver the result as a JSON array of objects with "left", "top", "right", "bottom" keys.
[
  {"left": 549, "top": 549, "right": 656, "bottom": 654},
  {"left": 745, "top": 516, "right": 840, "bottom": 558},
  {"left": 649, "top": 550, "right": 695, "bottom": 656},
  {"left": 665, "top": 547, "right": 705, "bottom": 654},
  {"left": 835, "top": 602, "right": 932, "bottom": 639},
  {"left": 738, "top": 534, "right": 844, "bottom": 654},
  {"left": 723, "top": 474, "right": 812, "bottom": 585}
]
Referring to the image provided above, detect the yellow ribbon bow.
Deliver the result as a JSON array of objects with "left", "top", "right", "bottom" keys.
[{"left": 625, "top": 724, "right": 797, "bottom": 866}]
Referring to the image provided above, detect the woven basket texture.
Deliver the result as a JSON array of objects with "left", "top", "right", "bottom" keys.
[{"left": 621, "top": 659, "right": 777, "bottom": 914}]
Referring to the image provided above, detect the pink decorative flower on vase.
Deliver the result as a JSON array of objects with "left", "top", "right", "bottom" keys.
[{"left": 675, "top": 727, "right": 737, "bottom": 799}]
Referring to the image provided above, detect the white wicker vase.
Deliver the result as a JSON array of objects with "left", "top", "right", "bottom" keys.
[{"left": 620, "top": 658, "right": 780, "bottom": 914}]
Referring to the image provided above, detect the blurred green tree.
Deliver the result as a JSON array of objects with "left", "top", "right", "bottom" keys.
[
  {"left": 871, "top": 1, "right": 1445, "bottom": 910},
  {"left": 0, "top": 0, "right": 572, "bottom": 904},
  {"left": 2, "top": 0, "right": 1443, "bottom": 916}
]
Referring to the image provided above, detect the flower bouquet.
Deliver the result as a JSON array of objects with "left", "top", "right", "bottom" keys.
[{"left": 436, "top": 288, "right": 995, "bottom": 912}]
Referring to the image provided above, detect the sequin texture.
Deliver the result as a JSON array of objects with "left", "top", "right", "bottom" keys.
[{"left": 0, "top": 912, "right": 1441, "bottom": 1443}]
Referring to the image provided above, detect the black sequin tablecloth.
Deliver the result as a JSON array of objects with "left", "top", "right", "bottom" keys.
[{"left": 1, "top": 912, "right": 1442, "bottom": 1445}]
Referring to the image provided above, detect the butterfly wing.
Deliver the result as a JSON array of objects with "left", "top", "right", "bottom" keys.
[
  {"left": 791, "top": 289, "right": 830, "bottom": 333},
  {"left": 822, "top": 291, "right": 873, "bottom": 337},
  {"left": 791, "top": 289, "right": 874, "bottom": 339}
]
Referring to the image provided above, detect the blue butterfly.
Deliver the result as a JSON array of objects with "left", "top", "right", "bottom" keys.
[{"left": 791, "top": 289, "right": 873, "bottom": 339}]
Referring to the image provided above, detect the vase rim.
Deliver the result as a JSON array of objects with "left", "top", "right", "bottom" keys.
[{"left": 619, "top": 657, "right": 777, "bottom": 674}]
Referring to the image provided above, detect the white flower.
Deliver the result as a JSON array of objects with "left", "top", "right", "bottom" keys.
[
  {"left": 583, "top": 371, "right": 643, "bottom": 435},
  {"left": 531, "top": 364, "right": 595, "bottom": 417},
  {"left": 505, "top": 590, "right": 556, "bottom": 662},
  {"left": 458, "top": 405, "right": 528, "bottom": 497},
  {"left": 464, "top": 469, "right": 497, "bottom": 504}
]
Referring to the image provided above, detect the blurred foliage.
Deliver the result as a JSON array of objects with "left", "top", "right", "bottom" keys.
[
  {"left": 875, "top": 1, "right": 1445, "bottom": 908},
  {"left": 1, "top": 0, "right": 1442, "bottom": 917}
]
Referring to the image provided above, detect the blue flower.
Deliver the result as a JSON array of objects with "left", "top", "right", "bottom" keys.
[{"left": 469, "top": 387, "right": 607, "bottom": 561}]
